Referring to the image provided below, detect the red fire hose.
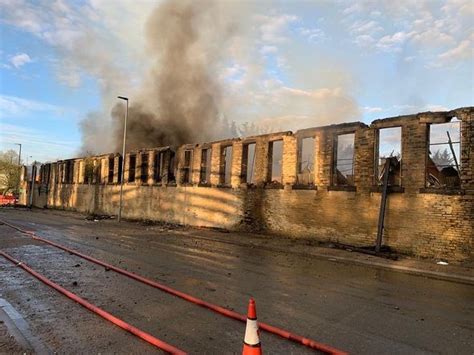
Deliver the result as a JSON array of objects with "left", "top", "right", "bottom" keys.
[
  {"left": 0, "top": 250, "right": 186, "bottom": 355},
  {"left": 0, "top": 218, "right": 347, "bottom": 355}
]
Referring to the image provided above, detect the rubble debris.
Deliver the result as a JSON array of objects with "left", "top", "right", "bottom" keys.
[{"left": 85, "top": 214, "right": 113, "bottom": 221}]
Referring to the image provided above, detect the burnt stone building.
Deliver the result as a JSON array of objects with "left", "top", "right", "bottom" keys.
[{"left": 23, "top": 107, "right": 474, "bottom": 261}]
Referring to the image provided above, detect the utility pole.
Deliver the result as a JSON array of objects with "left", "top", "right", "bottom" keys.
[
  {"left": 375, "top": 157, "right": 396, "bottom": 253},
  {"left": 117, "top": 96, "right": 129, "bottom": 222}
]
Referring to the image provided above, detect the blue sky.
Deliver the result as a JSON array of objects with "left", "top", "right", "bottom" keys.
[{"left": 0, "top": 0, "right": 472, "bottom": 162}]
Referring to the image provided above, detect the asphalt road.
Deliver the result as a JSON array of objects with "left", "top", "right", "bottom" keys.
[{"left": 0, "top": 208, "right": 473, "bottom": 354}]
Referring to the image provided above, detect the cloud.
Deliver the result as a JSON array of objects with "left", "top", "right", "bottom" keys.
[
  {"left": 257, "top": 14, "right": 298, "bottom": 43},
  {"left": 0, "top": 0, "right": 43, "bottom": 33},
  {"left": 298, "top": 27, "right": 326, "bottom": 43},
  {"left": 376, "top": 31, "right": 415, "bottom": 52},
  {"left": 353, "top": 34, "right": 376, "bottom": 48},
  {"left": 0, "top": 94, "right": 63, "bottom": 118},
  {"left": 437, "top": 37, "right": 472, "bottom": 63},
  {"left": 53, "top": 59, "right": 82, "bottom": 87},
  {"left": 224, "top": 81, "right": 360, "bottom": 130},
  {"left": 260, "top": 45, "right": 278, "bottom": 55},
  {"left": 363, "top": 106, "right": 383, "bottom": 113},
  {"left": 0, "top": 0, "right": 154, "bottom": 92},
  {"left": 342, "top": 3, "right": 363, "bottom": 15},
  {"left": 9, "top": 53, "right": 32, "bottom": 68},
  {"left": 342, "top": 0, "right": 473, "bottom": 67},
  {"left": 349, "top": 20, "right": 382, "bottom": 36}
]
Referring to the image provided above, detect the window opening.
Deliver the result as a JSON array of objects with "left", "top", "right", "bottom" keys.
[
  {"left": 183, "top": 150, "right": 192, "bottom": 184},
  {"left": 221, "top": 146, "right": 232, "bottom": 185},
  {"left": 242, "top": 143, "right": 256, "bottom": 184},
  {"left": 62, "top": 163, "right": 68, "bottom": 183},
  {"left": 94, "top": 160, "right": 102, "bottom": 184},
  {"left": 377, "top": 127, "right": 402, "bottom": 186},
  {"left": 128, "top": 155, "right": 136, "bottom": 182},
  {"left": 153, "top": 152, "right": 163, "bottom": 183},
  {"left": 65, "top": 161, "right": 74, "bottom": 184},
  {"left": 84, "top": 159, "right": 94, "bottom": 184},
  {"left": 269, "top": 140, "right": 283, "bottom": 184},
  {"left": 42, "top": 164, "right": 51, "bottom": 185},
  {"left": 297, "top": 137, "right": 315, "bottom": 185},
  {"left": 108, "top": 157, "right": 115, "bottom": 183},
  {"left": 200, "top": 149, "right": 212, "bottom": 184},
  {"left": 117, "top": 156, "right": 123, "bottom": 183},
  {"left": 39, "top": 165, "right": 44, "bottom": 184},
  {"left": 69, "top": 161, "right": 74, "bottom": 183},
  {"left": 427, "top": 118, "right": 461, "bottom": 188},
  {"left": 168, "top": 151, "right": 176, "bottom": 183},
  {"left": 334, "top": 133, "right": 355, "bottom": 186}
]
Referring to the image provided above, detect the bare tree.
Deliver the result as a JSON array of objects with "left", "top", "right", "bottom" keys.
[{"left": 431, "top": 148, "right": 454, "bottom": 168}]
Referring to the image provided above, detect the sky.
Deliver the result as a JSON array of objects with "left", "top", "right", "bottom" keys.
[{"left": 0, "top": 0, "right": 473, "bottom": 163}]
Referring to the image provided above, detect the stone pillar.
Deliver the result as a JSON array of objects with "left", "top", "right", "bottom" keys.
[
  {"left": 147, "top": 152, "right": 154, "bottom": 185},
  {"left": 51, "top": 163, "right": 57, "bottom": 184},
  {"left": 113, "top": 156, "right": 120, "bottom": 184},
  {"left": 231, "top": 141, "right": 243, "bottom": 188},
  {"left": 253, "top": 138, "right": 269, "bottom": 186},
  {"left": 192, "top": 147, "right": 202, "bottom": 185},
  {"left": 134, "top": 154, "right": 140, "bottom": 184},
  {"left": 77, "top": 160, "right": 84, "bottom": 184},
  {"left": 353, "top": 127, "right": 375, "bottom": 191},
  {"left": 315, "top": 130, "right": 332, "bottom": 188},
  {"left": 282, "top": 135, "right": 297, "bottom": 186},
  {"left": 124, "top": 153, "right": 130, "bottom": 183},
  {"left": 210, "top": 143, "right": 221, "bottom": 186},
  {"left": 176, "top": 146, "right": 185, "bottom": 186},
  {"left": 458, "top": 109, "right": 473, "bottom": 189},
  {"left": 101, "top": 158, "right": 108, "bottom": 184},
  {"left": 135, "top": 153, "right": 142, "bottom": 185},
  {"left": 72, "top": 160, "right": 78, "bottom": 184},
  {"left": 402, "top": 119, "right": 428, "bottom": 192},
  {"left": 61, "top": 163, "right": 66, "bottom": 183}
]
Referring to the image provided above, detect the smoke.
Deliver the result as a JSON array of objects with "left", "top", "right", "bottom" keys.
[
  {"left": 108, "top": 0, "right": 238, "bottom": 152},
  {"left": 78, "top": 0, "right": 360, "bottom": 154},
  {"left": 5, "top": 1, "right": 471, "bottom": 160}
]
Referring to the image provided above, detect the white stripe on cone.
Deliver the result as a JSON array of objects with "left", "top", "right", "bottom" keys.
[{"left": 244, "top": 318, "right": 260, "bottom": 345}]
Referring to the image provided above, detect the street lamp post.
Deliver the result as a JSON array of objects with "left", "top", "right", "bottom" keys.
[
  {"left": 13, "top": 143, "right": 22, "bottom": 198},
  {"left": 14, "top": 143, "right": 22, "bottom": 165},
  {"left": 117, "top": 96, "right": 129, "bottom": 222}
]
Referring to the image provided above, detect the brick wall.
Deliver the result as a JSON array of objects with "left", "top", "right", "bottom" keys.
[{"left": 28, "top": 107, "right": 474, "bottom": 261}]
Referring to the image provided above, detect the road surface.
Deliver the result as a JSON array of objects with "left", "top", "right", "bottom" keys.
[{"left": 0, "top": 208, "right": 473, "bottom": 354}]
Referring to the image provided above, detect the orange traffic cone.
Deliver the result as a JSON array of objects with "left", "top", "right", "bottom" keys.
[{"left": 242, "top": 298, "right": 262, "bottom": 355}]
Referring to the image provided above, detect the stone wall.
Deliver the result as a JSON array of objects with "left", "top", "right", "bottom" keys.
[{"left": 25, "top": 107, "right": 474, "bottom": 261}]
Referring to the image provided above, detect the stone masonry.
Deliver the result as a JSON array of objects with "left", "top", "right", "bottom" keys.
[{"left": 23, "top": 107, "right": 474, "bottom": 261}]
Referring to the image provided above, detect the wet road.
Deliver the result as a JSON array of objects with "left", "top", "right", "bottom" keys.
[{"left": 0, "top": 208, "right": 473, "bottom": 354}]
